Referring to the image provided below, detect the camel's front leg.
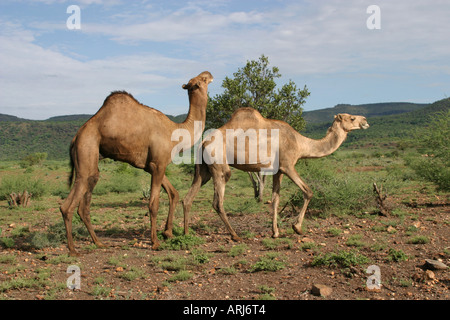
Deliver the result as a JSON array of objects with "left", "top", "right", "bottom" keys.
[
  {"left": 270, "top": 172, "right": 283, "bottom": 238},
  {"left": 148, "top": 166, "right": 165, "bottom": 250}
]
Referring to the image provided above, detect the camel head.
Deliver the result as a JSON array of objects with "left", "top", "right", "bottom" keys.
[
  {"left": 182, "top": 71, "right": 214, "bottom": 93},
  {"left": 334, "top": 113, "right": 370, "bottom": 132}
]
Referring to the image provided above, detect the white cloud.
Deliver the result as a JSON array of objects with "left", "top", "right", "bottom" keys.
[{"left": 0, "top": 20, "right": 207, "bottom": 119}]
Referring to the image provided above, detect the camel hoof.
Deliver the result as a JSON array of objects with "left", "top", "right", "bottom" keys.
[
  {"left": 69, "top": 250, "right": 81, "bottom": 257},
  {"left": 292, "top": 224, "right": 303, "bottom": 235},
  {"left": 231, "top": 235, "right": 243, "bottom": 242},
  {"left": 95, "top": 242, "right": 107, "bottom": 249},
  {"left": 151, "top": 242, "right": 160, "bottom": 250},
  {"left": 272, "top": 232, "right": 280, "bottom": 239},
  {"left": 162, "top": 230, "right": 173, "bottom": 239}
]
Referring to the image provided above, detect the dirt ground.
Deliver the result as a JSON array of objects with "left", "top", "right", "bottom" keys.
[{"left": 0, "top": 193, "right": 448, "bottom": 302}]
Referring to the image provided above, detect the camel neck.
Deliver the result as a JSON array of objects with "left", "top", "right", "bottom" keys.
[
  {"left": 178, "top": 91, "right": 207, "bottom": 144},
  {"left": 302, "top": 122, "right": 348, "bottom": 158}
]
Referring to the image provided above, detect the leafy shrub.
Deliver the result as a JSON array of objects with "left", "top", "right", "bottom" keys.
[
  {"left": 158, "top": 226, "right": 204, "bottom": 250},
  {"left": 0, "top": 175, "right": 47, "bottom": 200},
  {"left": 20, "top": 152, "right": 47, "bottom": 168},
  {"left": 228, "top": 243, "right": 248, "bottom": 257},
  {"left": 405, "top": 110, "right": 450, "bottom": 191},
  {"left": 311, "top": 250, "right": 369, "bottom": 268},
  {"left": 291, "top": 159, "right": 373, "bottom": 215},
  {"left": 387, "top": 248, "right": 409, "bottom": 262},
  {"left": 249, "top": 253, "right": 286, "bottom": 272}
]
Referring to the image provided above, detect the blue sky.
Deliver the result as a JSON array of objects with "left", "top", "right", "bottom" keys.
[{"left": 0, "top": 0, "right": 449, "bottom": 120}]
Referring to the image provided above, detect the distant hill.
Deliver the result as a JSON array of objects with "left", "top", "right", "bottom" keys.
[
  {"left": 303, "top": 102, "right": 428, "bottom": 123},
  {"left": 0, "top": 113, "right": 27, "bottom": 122},
  {"left": 45, "top": 114, "right": 93, "bottom": 122},
  {"left": 0, "top": 111, "right": 188, "bottom": 160},
  {"left": 303, "top": 98, "right": 450, "bottom": 146}
]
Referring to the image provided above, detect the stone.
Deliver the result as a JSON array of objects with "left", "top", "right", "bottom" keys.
[
  {"left": 311, "top": 284, "right": 333, "bottom": 297},
  {"left": 423, "top": 259, "right": 448, "bottom": 270},
  {"left": 424, "top": 270, "right": 435, "bottom": 280}
]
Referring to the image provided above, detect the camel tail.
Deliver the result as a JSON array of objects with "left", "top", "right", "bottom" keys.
[{"left": 67, "top": 138, "right": 76, "bottom": 188}]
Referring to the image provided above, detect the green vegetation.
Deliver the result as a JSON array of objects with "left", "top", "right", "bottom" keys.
[
  {"left": 249, "top": 253, "right": 287, "bottom": 272},
  {"left": 158, "top": 226, "right": 205, "bottom": 250},
  {"left": 311, "top": 250, "right": 369, "bottom": 268},
  {"left": 405, "top": 109, "right": 450, "bottom": 191},
  {"left": 206, "top": 54, "right": 309, "bottom": 131}
]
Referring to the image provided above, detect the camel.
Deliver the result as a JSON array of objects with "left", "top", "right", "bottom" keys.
[
  {"left": 183, "top": 108, "right": 369, "bottom": 240},
  {"left": 60, "top": 71, "right": 213, "bottom": 256}
]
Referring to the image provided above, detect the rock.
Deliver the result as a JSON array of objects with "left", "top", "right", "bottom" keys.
[
  {"left": 311, "top": 284, "right": 333, "bottom": 297},
  {"left": 424, "top": 270, "right": 435, "bottom": 280},
  {"left": 423, "top": 259, "right": 448, "bottom": 270},
  {"left": 387, "top": 226, "right": 396, "bottom": 233}
]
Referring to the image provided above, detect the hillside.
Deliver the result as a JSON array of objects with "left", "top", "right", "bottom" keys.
[
  {"left": 0, "top": 99, "right": 448, "bottom": 160},
  {"left": 0, "top": 112, "right": 189, "bottom": 160},
  {"left": 303, "top": 102, "right": 428, "bottom": 123},
  {"left": 303, "top": 98, "right": 450, "bottom": 145}
]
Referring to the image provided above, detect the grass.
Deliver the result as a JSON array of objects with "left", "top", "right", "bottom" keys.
[
  {"left": 158, "top": 227, "right": 205, "bottom": 251},
  {"left": 228, "top": 243, "right": 249, "bottom": 257},
  {"left": 311, "top": 250, "right": 369, "bottom": 268},
  {"left": 249, "top": 253, "right": 287, "bottom": 272}
]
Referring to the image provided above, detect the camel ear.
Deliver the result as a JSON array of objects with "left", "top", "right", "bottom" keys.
[{"left": 334, "top": 114, "right": 343, "bottom": 121}]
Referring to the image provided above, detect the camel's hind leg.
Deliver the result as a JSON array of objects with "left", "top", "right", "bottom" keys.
[
  {"left": 183, "top": 163, "right": 212, "bottom": 235},
  {"left": 77, "top": 173, "right": 106, "bottom": 248},
  {"left": 161, "top": 175, "right": 179, "bottom": 239},
  {"left": 211, "top": 165, "right": 241, "bottom": 242},
  {"left": 60, "top": 180, "right": 86, "bottom": 256},
  {"left": 60, "top": 134, "right": 101, "bottom": 256},
  {"left": 283, "top": 166, "right": 313, "bottom": 235}
]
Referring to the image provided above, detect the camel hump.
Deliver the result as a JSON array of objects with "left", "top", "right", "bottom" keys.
[
  {"left": 229, "top": 107, "right": 264, "bottom": 121},
  {"left": 102, "top": 91, "right": 141, "bottom": 106}
]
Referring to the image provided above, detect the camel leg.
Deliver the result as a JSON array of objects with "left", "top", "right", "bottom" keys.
[
  {"left": 182, "top": 163, "right": 211, "bottom": 235},
  {"left": 77, "top": 173, "right": 106, "bottom": 248},
  {"left": 283, "top": 166, "right": 313, "bottom": 235},
  {"left": 271, "top": 172, "right": 283, "bottom": 238},
  {"left": 161, "top": 175, "right": 179, "bottom": 239},
  {"left": 60, "top": 178, "right": 88, "bottom": 256},
  {"left": 147, "top": 165, "right": 165, "bottom": 250},
  {"left": 211, "top": 165, "right": 241, "bottom": 242}
]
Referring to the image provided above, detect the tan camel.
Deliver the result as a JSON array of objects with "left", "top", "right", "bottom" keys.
[
  {"left": 60, "top": 71, "right": 213, "bottom": 256},
  {"left": 183, "top": 108, "right": 369, "bottom": 240}
]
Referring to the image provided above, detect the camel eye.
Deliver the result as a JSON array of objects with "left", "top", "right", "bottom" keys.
[{"left": 351, "top": 117, "right": 356, "bottom": 121}]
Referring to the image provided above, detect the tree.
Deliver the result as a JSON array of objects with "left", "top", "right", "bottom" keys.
[
  {"left": 206, "top": 55, "right": 310, "bottom": 201},
  {"left": 406, "top": 109, "right": 450, "bottom": 191}
]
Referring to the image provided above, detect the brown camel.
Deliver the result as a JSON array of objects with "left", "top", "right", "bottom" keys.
[
  {"left": 183, "top": 107, "right": 369, "bottom": 240},
  {"left": 60, "top": 71, "right": 213, "bottom": 256}
]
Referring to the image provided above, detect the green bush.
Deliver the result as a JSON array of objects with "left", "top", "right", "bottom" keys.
[
  {"left": 249, "top": 253, "right": 286, "bottom": 272},
  {"left": 20, "top": 152, "right": 47, "bottom": 168},
  {"left": 0, "top": 175, "right": 47, "bottom": 200},
  {"left": 158, "top": 226, "right": 205, "bottom": 250},
  {"left": 405, "top": 110, "right": 450, "bottom": 191},
  {"left": 291, "top": 159, "right": 373, "bottom": 215},
  {"left": 311, "top": 250, "right": 369, "bottom": 268}
]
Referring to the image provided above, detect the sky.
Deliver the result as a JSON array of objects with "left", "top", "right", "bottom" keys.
[{"left": 0, "top": 0, "right": 449, "bottom": 120}]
